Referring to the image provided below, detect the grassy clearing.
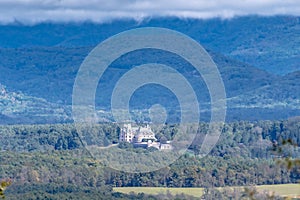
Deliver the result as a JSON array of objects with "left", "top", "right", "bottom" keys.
[
  {"left": 255, "top": 184, "right": 300, "bottom": 197},
  {"left": 113, "top": 184, "right": 300, "bottom": 198},
  {"left": 114, "top": 187, "right": 204, "bottom": 198}
]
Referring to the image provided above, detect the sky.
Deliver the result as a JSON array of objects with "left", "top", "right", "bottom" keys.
[{"left": 0, "top": 0, "right": 299, "bottom": 24}]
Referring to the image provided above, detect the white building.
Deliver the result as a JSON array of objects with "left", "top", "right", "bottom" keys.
[
  {"left": 119, "top": 124, "right": 136, "bottom": 142},
  {"left": 119, "top": 124, "right": 172, "bottom": 150}
]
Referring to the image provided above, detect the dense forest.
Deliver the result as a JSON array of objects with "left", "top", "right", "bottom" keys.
[{"left": 0, "top": 119, "right": 299, "bottom": 199}]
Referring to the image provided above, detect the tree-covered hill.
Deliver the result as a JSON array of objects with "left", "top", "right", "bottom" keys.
[
  {"left": 0, "top": 84, "right": 70, "bottom": 124},
  {"left": 0, "top": 47, "right": 299, "bottom": 123},
  {"left": 0, "top": 120, "right": 299, "bottom": 199}
]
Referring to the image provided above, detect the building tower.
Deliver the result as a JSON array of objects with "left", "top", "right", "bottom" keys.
[{"left": 119, "top": 124, "right": 135, "bottom": 142}]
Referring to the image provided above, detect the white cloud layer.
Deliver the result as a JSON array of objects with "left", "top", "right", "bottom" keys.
[{"left": 0, "top": 0, "right": 299, "bottom": 24}]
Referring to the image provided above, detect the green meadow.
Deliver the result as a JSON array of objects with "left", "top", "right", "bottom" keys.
[{"left": 114, "top": 184, "right": 300, "bottom": 198}]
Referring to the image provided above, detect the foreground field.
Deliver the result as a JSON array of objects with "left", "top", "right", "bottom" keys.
[
  {"left": 255, "top": 184, "right": 300, "bottom": 198},
  {"left": 114, "top": 184, "right": 300, "bottom": 198},
  {"left": 115, "top": 187, "right": 204, "bottom": 198}
]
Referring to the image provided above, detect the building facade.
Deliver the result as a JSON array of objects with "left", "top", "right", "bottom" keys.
[{"left": 119, "top": 124, "right": 172, "bottom": 150}]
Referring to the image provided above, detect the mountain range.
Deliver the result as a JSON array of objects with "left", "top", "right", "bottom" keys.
[{"left": 0, "top": 16, "right": 299, "bottom": 124}]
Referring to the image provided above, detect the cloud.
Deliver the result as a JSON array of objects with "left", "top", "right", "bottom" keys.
[{"left": 0, "top": 0, "right": 299, "bottom": 24}]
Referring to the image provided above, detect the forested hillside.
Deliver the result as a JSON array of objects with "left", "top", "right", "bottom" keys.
[
  {"left": 0, "top": 47, "right": 299, "bottom": 123},
  {"left": 0, "top": 119, "right": 299, "bottom": 198}
]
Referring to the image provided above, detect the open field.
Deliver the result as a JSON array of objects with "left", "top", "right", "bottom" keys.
[
  {"left": 114, "top": 187, "right": 205, "bottom": 198},
  {"left": 255, "top": 184, "right": 300, "bottom": 198},
  {"left": 114, "top": 184, "right": 300, "bottom": 198}
]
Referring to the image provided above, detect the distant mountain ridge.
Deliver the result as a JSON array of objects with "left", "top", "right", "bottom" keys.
[
  {"left": 0, "top": 16, "right": 298, "bottom": 74},
  {"left": 0, "top": 16, "right": 299, "bottom": 123}
]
